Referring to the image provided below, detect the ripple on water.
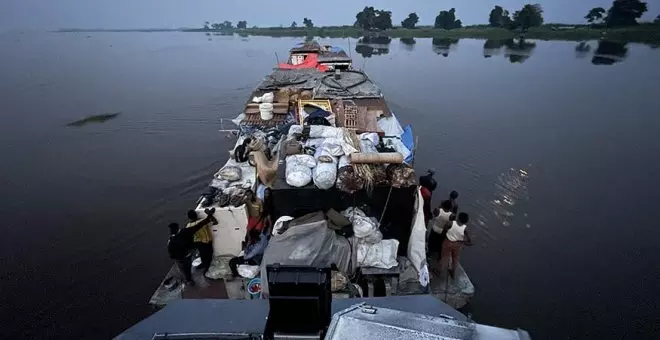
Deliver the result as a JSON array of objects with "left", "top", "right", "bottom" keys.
[{"left": 472, "top": 166, "right": 531, "bottom": 239}]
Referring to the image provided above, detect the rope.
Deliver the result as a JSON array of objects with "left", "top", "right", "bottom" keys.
[{"left": 378, "top": 185, "right": 393, "bottom": 226}]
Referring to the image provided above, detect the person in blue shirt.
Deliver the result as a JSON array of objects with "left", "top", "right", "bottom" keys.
[{"left": 229, "top": 228, "right": 268, "bottom": 278}]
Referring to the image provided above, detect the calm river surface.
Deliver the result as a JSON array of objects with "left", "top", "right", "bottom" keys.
[{"left": 0, "top": 32, "right": 658, "bottom": 339}]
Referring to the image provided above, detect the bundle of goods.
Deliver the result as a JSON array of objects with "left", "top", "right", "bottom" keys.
[
  {"left": 356, "top": 239, "right": 399, "bottom": 269},
  {"left": 341, "top": 207, "right": 399, "bottom": 269},
  {"left": 285, "top": 154, "right": 317, "bottom": 187},
  {"left": 386, "top": 163, "right": 417, "bottom": 188},
  {"left": 217, "top": 166, "right": 242, "bottom": 182},
  {"left": 341, "top": 207, "right": 382, "bottom": 244}
]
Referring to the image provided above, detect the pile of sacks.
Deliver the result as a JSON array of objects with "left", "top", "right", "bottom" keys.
[
  {"left": 342, "top": 207, "right": 398, "bottom": 269},
  {"left": 285, "top": 125, "right": 359, "bottom": 190},
  {"left": 285, "top": 154, "right": 317, "bottom": 187}
]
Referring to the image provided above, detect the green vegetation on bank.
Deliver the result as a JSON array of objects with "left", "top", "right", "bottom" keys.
[
  {"left": 191, "top": 0, "right": 659, "bottom": 43},
  {"left": 184, "top": 24, "right": 660, "bottom": 44}
]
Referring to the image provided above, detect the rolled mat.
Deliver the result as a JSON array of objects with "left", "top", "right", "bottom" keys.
[{"left": 348, "top": 152, "right": 403, "bottom": 164}]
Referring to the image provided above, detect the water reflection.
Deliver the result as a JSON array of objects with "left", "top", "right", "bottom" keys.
[
  {"left": 483, "top": 39, "right": 506, "bottom": 58},
  {"left": 592, "top": 40, "right": 628, "bottom": 65},
  {"left": 482, "top": 38, "right": 537, "bottom": 63},
  {"left": 356, "top": 36, "right": 638, "bottom": 66},
  {"left": 399, "top": 38, "right": 416, "bottom": 52},
  {"left": 575, "top": 42, "right": 592, "bottom": 59},
  {"left": 355, "top": 36, "right": 391, "bottom": 58},
  {"left": 432, "top": 38, "right": 459, "bottom": 57},
  {"left": 504, "top": 38, "right": 537, "bottom": 63}
]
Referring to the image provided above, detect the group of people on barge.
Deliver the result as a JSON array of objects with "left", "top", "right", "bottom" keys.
[
  {"left": 420, "top": 171, "right": 473, "bottom": 278},
  {"left": 167, "top": 189, "right": 273, "bottom": 285}
]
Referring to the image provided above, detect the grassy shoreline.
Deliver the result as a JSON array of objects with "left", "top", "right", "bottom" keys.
[
  {"left": 235, "top": 25, "right": 660, "bottom": 44},
  {"left": 58, "top": 24, "right": 660, "bottom": 44}
]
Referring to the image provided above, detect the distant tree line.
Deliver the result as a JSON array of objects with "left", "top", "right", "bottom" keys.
[
  {"left": 204, "top": 1, "right": 653, "bottom": 31},
  {"left": 203, "top": 20, "right": 247, "bottom": 30}
]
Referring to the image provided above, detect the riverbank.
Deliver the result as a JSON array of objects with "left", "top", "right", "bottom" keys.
[
  {"left": 182, "top": 24, "right": 660, "bottom": 44},
  {"left": 57, "top": 24, "right": 660, "bottom": 44}
]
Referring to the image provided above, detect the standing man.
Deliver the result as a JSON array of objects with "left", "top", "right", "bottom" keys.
[
  {"left": 419, "top": 170, "right": 437, "bottom": 226},
  {"left": 186, "top": 209, "right": 217, "bottom": 273},
  {"left": 440, "top": 190, "right": 459, "bottom": 214},
  {"left": 440, "top": 212, "right": 472, "bottom": 278},
  {"left": 168, "top": 208, "right": 217, "bottom": 284}
]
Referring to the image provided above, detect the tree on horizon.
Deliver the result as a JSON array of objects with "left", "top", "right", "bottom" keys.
[
  {"left": 605, "top": 0, "right": 648, "bottom": 27},
  {"left": 512, "top": 4, "right": 544, "bottom": 31},
  {"left": 401, "top": 12, "right": 419, "bottom": 29},
  {"left": 585, "top": 7, "right": 606, "bottom": 24},
  {"left": 489, "top": 6, "right": 512, "bottom": 28},
  {"left": 355, "top": 6, "right": 393, "bottom": 30},
  {"left": 435, "top": 8, "right": 462, "bottom": 29}
]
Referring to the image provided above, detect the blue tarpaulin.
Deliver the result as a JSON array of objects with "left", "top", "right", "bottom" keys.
[{"left": 401, "top": 124, "right": 414, "bottom": 163}]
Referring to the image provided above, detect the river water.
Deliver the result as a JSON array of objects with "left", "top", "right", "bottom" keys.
[{"left": 0, "top": 32, "right": 658, "bottom": 339}]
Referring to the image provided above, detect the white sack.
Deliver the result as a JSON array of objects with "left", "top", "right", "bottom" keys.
[
  {"left": 313, "top": 153, "right": 338, "bottom": 190},
  {"left": 407, "top": 188, "right": 429, "bottom": 286},
  {"left": 357, "top": 239, "right": 399, "bottom": 269},
  {"left": 286, "top": 154, "right": 317, "bottom": 168},
  {"left": 237, "top": 265, "right": 260, "bottom": 279},
  {"left": 309, "top": 125, "right": 343, "bottom": 139},
  {"left": 286, "top": 164, "right": 312, "bottom": 187}
]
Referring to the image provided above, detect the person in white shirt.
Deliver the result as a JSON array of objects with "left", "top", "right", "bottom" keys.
[
  {"left": 440, "top": 212, "right": 472, "bottom": 278},
  {"left": 427, "top": 200, "right": 454, "bottom": 251}
]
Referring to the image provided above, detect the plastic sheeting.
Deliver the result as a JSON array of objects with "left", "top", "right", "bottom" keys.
[
  {"left": 377, "top": 115, "right": 404, "bottom": 137},
  {"left": 401, "top": 125, "right": 415, "bottom": 163},
  {"left": 277, "top": 53, "right": 328, "bottom": 72},
  {"left": 260, "top": 212, "right": 352, "bottom": 297}
]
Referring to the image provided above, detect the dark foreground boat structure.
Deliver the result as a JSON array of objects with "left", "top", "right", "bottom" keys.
[
  {"left": 136, "top": 41, "right": 528, "bottom": 339},
  {"left": 123, "top": 265, "right": 529, "bottom": 339}
]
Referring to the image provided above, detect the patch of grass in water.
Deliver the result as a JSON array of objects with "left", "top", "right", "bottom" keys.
[{"left": 66, "top": 112, "right": 120, "bottom": 127}]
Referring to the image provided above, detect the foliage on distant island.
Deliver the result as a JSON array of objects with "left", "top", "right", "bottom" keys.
[
  {"left": 585, "top": 7, "right": 607, "bottom": 24},
  {"left": 512, "top": 4, "right": 544, "bottom": 31},
  {"left": 355, "top": 7, "right": 393, "bottom": 30},
  {"left": 605, "top": 0, "right": 648, "bottom": 26},
  {"left": 185, "top": 0, "right": 657, "bottom": 43},
  {"left": 401, "top": 13, "right": 419, "bottom": 29},
  {"left": 435, "top": 8, "right": 462, "bottom": 29},
  {"left": 489, "top": 6, "right": 513, "bottom": 28},
  {"left": 66, "top": 113, "right": 120, "bottom": 127}
]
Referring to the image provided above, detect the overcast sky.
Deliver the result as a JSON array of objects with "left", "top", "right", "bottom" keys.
[{"left": 1, "top": 0, "right": 658, "bottom": 31}]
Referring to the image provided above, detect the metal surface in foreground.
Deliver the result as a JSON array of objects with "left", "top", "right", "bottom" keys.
[
  {"left": 117, "top": 295, "right": 529, "bottom": 339},
  {"left": 326, "top": 303, "right": 531, "bottom": 340}
]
